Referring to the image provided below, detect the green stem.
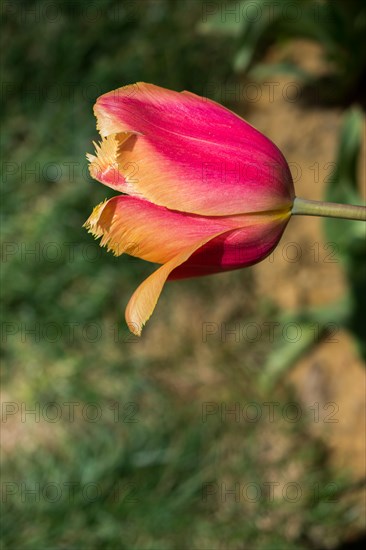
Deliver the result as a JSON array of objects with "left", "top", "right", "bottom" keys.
[{"left": 292, "top": 197, "right": 366, "bottom": 221}]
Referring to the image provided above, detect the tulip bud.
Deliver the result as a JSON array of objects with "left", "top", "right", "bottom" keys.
[{"left": 85, "top": 82, "right": 295, "bottom": 335}]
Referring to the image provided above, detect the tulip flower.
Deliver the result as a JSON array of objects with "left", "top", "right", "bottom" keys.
[{"left": 84, "top": 82, "right": 366, "bottom": 335}]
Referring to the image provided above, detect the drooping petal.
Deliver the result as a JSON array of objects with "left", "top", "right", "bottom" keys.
[
  {"left": 83, "top": 195, "right": 249, "bottom": 264},
  {"left": 93, "top": 82, "right": 294, "bottom": 216},
  {"left": 124, "top": 210, "right": 291, "bottom": 335},
  {"left": 125, "top": 229, "right": 237, "bottom": 336}
]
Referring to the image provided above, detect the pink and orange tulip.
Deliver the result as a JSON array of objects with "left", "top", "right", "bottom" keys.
[{"left": 84, "top": 82, "right": 295, "bottom": 335}]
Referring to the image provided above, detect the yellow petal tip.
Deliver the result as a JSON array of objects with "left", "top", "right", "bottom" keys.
[{"left": 127, "top": 322, "right": 142, "bottom": 337}]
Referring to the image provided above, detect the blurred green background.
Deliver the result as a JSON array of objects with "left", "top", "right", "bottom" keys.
[{"left": 1, "top": 1, "right": 365, "bottom": 548}]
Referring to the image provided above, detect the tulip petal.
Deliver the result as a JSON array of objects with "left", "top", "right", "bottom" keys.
[
  {"left": 83, "top": 195, "right": 265, "bottom": 264},
  {"left": 124, "top": 210, "right": 290, "bottom": 335},
  {"left": 169, "top": 214, "right": 290, "bottom": 279},
  {"left": 125, "top": 230, "right": 235, "bottom": 336},
  {"left": 93, "top": 82, "right": 294, "bottom": 215},
  {"left": 86, "top": 132, "right": 142, "bottom": 194}
]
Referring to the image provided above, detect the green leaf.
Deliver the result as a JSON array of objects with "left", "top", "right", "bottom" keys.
[
  {"left": 323, "top": 107, "right": 366, "bottom": 357},
  {"left": 324, "top": 108, "right": 365, "bottom": 251}
]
